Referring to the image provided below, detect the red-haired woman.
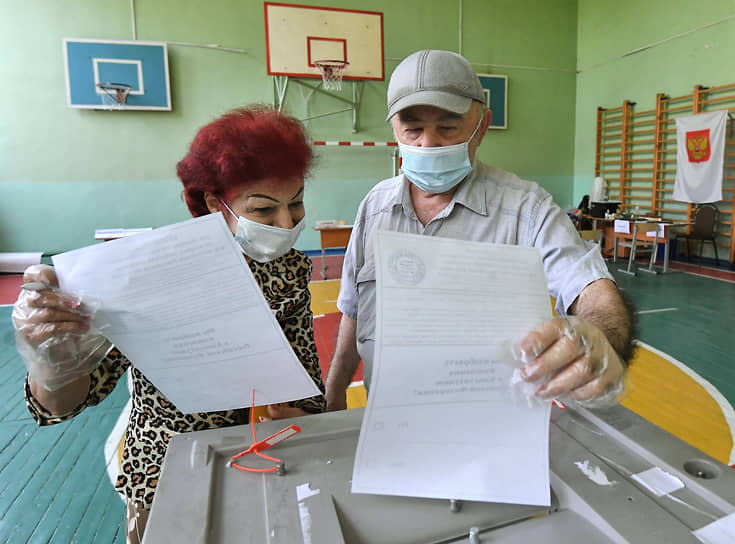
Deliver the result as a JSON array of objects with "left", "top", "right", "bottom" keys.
[{"left": 12, "top": 106, "right": 326, "bottom": 543}]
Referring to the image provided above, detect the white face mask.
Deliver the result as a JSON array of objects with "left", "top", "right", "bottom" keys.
[
  {"left": 221, "top": 201, "right": 305, "bottom": 263},
  {"left": 397, "top": 116, "right": 484, "bottom": 194}
]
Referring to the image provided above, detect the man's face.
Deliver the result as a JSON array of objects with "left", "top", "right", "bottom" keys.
[{"left": 391, "top": 103, "right": 489, "bottom": 162}]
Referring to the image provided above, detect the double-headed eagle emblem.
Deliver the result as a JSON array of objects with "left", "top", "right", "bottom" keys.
[{"left": 686, "top": 129, "right": 710, "bottom": 162}]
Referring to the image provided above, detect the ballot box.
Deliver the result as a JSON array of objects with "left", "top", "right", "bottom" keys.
[{"left": 144, "top": 405, "right": 735, "bottom": 543}]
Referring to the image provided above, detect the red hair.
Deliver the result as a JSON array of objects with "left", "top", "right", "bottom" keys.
[{"left": 177, "top": 105, "right": 313, "bottom": 217}]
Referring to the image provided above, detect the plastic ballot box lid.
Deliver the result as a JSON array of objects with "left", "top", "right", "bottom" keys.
[{"left": 144, "top": 407, "right": 735, "bottom": 543}]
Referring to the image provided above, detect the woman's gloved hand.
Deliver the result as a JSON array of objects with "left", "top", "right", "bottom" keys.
[{"left": 12, "top": 264, "right": 111, "bottom": 391}]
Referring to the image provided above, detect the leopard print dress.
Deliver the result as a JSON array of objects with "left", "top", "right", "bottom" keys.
[{"left": 25, "top": 249, "right": 326, "bottom": 509}]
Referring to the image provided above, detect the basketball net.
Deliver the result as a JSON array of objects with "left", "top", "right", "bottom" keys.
[
  {"left": 315, "top": 60, "right": 349, "bottom": 91},
  {"left": 96, "top": 82, "right": 132, "bottom": 109}
]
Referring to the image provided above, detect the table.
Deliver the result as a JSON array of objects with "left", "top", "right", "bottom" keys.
[
  {"left": 580, "top": 215, "right": 616, "bottom": 258},
  {"left": 612, "top": 220, "right": 690, "bottom": 274},
  {"left": 313, "top": 224, "right": 353, "bottom": 279},
  {"left": 94, "top": 227, "right": 152, "bottom": 241}
]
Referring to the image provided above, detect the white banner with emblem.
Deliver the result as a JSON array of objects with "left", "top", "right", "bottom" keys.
[{"left": 674, "top": 110, "right": 727, "bottom": 204}]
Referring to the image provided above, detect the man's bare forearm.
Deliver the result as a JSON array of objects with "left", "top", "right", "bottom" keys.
[
  {"left": 568, "top": 279, "right": 637, "bottom": 364},
  {"left": 325, "top": 314, "right": 361, "bottom": 410}
]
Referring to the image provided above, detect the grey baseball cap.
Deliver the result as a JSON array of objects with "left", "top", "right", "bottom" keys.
[{"left": 386, "top": 50, "right": 485, "bottom": 120}]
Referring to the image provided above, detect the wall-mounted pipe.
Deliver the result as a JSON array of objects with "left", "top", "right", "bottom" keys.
[
  {"left": 458, "top": 0, "right": 463, "bottom": 56},
  {"left": 131, "top": 0, "right": 137, "bottom": 40}
]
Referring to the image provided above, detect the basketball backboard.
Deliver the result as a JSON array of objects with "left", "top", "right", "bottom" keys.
[
  {"left": 477, "top": 74, "right": 508, "bottom": 130},
  {"left": 264, "top": 2, "right": 384, "bottom": 81},
  {"left": 63, "top": 38, "right": 171, "bottom": 111}
]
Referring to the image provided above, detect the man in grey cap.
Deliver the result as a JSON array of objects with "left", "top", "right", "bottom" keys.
[{"left": 326, "top": 50, "right": 634, "bottom": 411}]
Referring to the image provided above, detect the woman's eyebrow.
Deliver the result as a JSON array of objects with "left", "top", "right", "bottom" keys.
[{"left": 246, "top": 194, "right": 280, "bottom": 203}]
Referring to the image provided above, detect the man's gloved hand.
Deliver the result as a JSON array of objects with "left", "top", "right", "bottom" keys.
[{"left": 512, "top": 316, "right": 629, "bottom": 408}]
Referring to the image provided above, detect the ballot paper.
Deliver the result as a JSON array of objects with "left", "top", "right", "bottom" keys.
[
  {"left": 52, "top": 213, "right": 320, "bottom": 413},
  {"left": 352, "top": 231, "right": 553, "bottom": 506}
]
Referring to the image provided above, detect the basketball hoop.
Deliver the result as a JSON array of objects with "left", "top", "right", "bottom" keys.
[
  {"left": 96, "top": 82, "right": 132, "bottom": 109},
  {"left": 314, "top": 60, "right": 349, "bottom": 91}
]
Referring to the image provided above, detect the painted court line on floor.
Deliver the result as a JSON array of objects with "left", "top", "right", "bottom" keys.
[
  {"left": 681, "top": 270, "right": 735, "bottom": 284},
  {"left": 636, "top": 308, "right": 678, "bottom": 315},
  {"left": 636, "top": 340, "right": 735, "bottom": 466}
]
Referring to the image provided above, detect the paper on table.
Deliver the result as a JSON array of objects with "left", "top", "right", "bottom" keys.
[
  {"left": 644, "top": 224, "right": 667, "bottom": 238},
  {"left": 614, "top": 220, "right": 631, "bottom": 234},
  {"left": 52, "top": 213, "right": 320, "bottom": 413},
  {"left": 351, "top": 231, "right": 553, "bottom": 506}
]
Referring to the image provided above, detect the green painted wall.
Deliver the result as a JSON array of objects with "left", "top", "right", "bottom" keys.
[
  {"left": 1, "top": 0, "right": 578, "bottom": 254},
  {"left": 573, "top": 0, "right": 735, "bottom": 204}
]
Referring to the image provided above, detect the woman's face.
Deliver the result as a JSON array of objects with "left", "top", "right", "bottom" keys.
[{"left": 207, "top": 177, "right": 305, "bottom": 234}]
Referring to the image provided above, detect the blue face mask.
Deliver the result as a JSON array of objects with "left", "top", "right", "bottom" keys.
[{"left": 398, "top": 117, "right": 483, "bottom": 194}]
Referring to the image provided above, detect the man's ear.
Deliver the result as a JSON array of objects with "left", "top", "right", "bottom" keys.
[
  {"left": 475, "top": 108, "right": 492, "bottom": 146},
  {"left": 482, "top": 108, "right": 492, "bottom": 133},
  {"left": 203, "top": 192, "right": 222, "bottom": 214}
]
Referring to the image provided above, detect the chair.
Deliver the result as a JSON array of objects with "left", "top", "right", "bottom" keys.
[
  {"left": 677, "top": 204, "right": 719, "bottom": 266},
  {"left": 614, "top": 221, "right": 660, "bottom": 276},
  {"left": 579, "top": 229, "right": 602, "bottom": 244}
]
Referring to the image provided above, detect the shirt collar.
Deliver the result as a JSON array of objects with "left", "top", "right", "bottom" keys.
[
  {"left": 452, "top": 163, "right": 488, "bottom": 216},
  {"left": 390, "top": 161, "right": 490, "bottom": 219}
]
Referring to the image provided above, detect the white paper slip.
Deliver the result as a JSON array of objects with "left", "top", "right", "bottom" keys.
[
  {"left": 614, "top": 220, "right": 631, "bottom": 234},
  {"left": 693, "top": 511, "right": 735, "bottom": 544},
  {"left": 631, "top": 467, "right": 685, "bottom": 497},
  {"left": 52, "top": 213, "right": 320, "bottom": 413},
  {"left": 351, "top": 231, "right": 553, "bottom": 506},
  {"left": 644, "top": 224, "right": 667, "bottom": 238}
]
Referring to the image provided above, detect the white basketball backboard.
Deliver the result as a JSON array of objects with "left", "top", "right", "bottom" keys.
[{"left": 264, "top": 2, "right": 384, "bottom": 81}]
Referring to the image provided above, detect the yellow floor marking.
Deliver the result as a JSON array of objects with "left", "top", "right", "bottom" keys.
[
  {"left": 308, "top": 279, "right": 341, "bottom": 315},
  {"left": 622, "top": 341, "right": 735, "bottom": 465},
  {"left": 347, "top": 381, "right": 368, "bottom": 409}
]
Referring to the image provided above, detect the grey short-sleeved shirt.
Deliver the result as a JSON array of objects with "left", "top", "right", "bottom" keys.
[{"left": 337, "top": 161, "right": 614, "bottom": 388}]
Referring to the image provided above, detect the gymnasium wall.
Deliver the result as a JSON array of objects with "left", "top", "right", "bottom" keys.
[
  {"left": 573, "top": 0, "right": 735, "bottom": 204},
  {"left": 0, "top": 0, "right": 577, "bottom": 254}
]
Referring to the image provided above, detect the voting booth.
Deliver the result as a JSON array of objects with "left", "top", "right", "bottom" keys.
[{"left": 143, "top": 404, "right": 735, "bottom": 543}]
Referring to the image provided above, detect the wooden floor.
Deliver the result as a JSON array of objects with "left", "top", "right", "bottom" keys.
[
  {"left": 1, "top": 256, "right": 734, "bottom": 541},
  {"left": 0, "top": 305, "right": 128, "bottom": 543}
]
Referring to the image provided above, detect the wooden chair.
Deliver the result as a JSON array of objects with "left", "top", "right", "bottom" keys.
[
  {"left": 677, "top": 204, "right": 719, "bottom": 266},
  {"left": 579, "top": 229, "right": 602, "bottom": 244},
  {"left": 614, "top": 221, "right": 660, "bottom": 276}
]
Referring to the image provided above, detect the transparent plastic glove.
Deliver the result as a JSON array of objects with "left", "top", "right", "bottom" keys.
[
  {"left": 508, "top": 316, "right": 629, "bottom": 409},
  {"left": 11, "top": 264, "right": 112, "bottom": 391}
]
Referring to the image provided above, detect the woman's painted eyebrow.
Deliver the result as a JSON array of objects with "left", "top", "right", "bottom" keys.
[
  {"left": 290, "top": 187, "right": 304, "bottom": 200},
  {"left": 246, "top": 186, "right": 304, "bottom": 204},
  {"left": 246, "top": 193, "right": 279, "bottom": 203}
]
